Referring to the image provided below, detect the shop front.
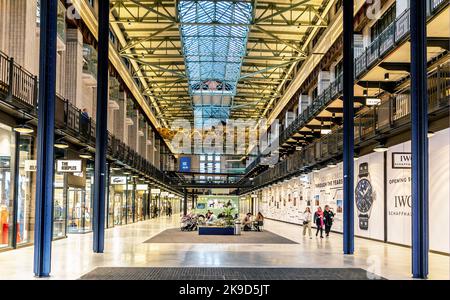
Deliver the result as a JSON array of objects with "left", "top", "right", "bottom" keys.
[{"left": 0, "top": 121, "right": 37, "bottom": 250}]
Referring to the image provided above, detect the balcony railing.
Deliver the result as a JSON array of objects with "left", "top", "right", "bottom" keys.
[
  {"left": 354, "top": 0, "right": 447, "bottom": 79},
  {"left": 0, "top": 49, "right": 177, "bottom": 189},
  {"left": 242, "top": 63, "right": 449, "bottom": 193}
]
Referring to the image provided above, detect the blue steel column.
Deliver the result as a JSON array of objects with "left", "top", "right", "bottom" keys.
[
  {"left": 34, "top": 0, "right": 58, "bottom": 277},
  {"left": 93, "top": 0, "right": 110, "bottom": 253},
  {"left": 342, "top": 0, "right": 355, "bottom": 255},
  {"left": 183, "top": 189, "right": 188, "bottom": 216},
  {"left": 410, "top": 0, "right": 429, "bottom": 279}
]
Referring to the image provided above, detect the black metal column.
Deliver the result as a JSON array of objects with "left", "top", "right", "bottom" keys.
[
  {"left": 33, "top": 0, "right": 58, "bottom": 277},
  {"left": 93, "top": 0, "right": 110, "bottom": 253},
  {"left": 342, "top": 0, "right": 355, "bottom": 255},
  {"left": 183, "top": 189, "right": 188, "bottom": 216},
  {"left": 410, "top": 0, "right": 429, "bottom": 279}
]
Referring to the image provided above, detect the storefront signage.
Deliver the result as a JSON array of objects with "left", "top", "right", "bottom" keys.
[
  {"left": 136, "top": 184, "right": 148, "bottom": 191},
  {"left": 161, "top": 191, "right": 169, "bottom": 197},
  {"left": 25, "top": 160, "right": 37, "bottom": 172},
  {"left": 366, "top": 98, "right": 381, "bottom": 106},
  {"left": 111, "top": 176, "right": 127, "bottom": 185},
  {"left": 56, "top": 160, "right": 82, "bottom": 173},
  {"left": 151, "top": 189, "right": 161, "bottom": 194},
  {"left": 392, "top": 152, "right": 411, "bottom": 169}
]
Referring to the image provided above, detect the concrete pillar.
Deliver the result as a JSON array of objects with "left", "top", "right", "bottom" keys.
[
  {"left": 317, "top": 71, "right": 331, "bottom": 95},
  {"left": 65, "top": 29, "right": 83, "bottom": 105},
  {"left": 285, "top": 110, "right": 295, "bottom": 128},
  {"left": 298, "top": 94, "right": 310, "bottom": 115},
  {"left": 128, "top": 109, "right": 138, "bottom": 151},
  {"left": 0, "top": 0, "right": 39, "bottom": 74},
  {"left": 114, "top": 90, "right": 126, "bottom": 141}
]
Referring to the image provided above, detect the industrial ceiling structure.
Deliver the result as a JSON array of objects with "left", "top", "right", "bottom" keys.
[{"left": 110, "top": 0, "right": 331, "bottom": 129}]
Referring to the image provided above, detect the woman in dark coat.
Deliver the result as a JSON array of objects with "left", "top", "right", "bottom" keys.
[{"left": 323, "top": 205, "right": 335, "bottom": 237}]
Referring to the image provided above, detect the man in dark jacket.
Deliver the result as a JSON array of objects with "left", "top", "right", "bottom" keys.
[{"left": 323, "top": 205, "right": 335, "bottom": 237}]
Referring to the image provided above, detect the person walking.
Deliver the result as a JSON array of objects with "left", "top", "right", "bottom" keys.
[
  {"left": 323, "top": 205, "right": 335, "bottom": 237},
  {"left": 302, "top": 207, "right": 312, "bottom": 238},
  {"left": 314, "top": 207, "right": 324, "bottom": 238}
]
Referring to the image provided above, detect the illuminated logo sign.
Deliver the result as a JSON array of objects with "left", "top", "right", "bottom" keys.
[
  {"left": 111, "top": 176, "right": 127, "bottom": 185},
  {"left": 392, "top": 152, "right": 411, "bottom": 169}
]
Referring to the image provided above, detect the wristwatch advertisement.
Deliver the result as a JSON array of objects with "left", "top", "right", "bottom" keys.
[{"left": 355, "top": 162, "right": 375, "bottom": 230}]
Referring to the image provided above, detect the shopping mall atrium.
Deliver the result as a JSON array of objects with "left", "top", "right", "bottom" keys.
[{"left": 0, "top": 0, "right": 448, "bottom": 283}]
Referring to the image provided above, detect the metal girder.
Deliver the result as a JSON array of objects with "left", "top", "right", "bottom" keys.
[{"left": 111, "top": 0, "right": 331, "bottom": 125}]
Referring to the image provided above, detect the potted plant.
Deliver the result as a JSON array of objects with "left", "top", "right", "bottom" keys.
[{"left": 222, "top": 206, "right": 236, "bottom": 227}]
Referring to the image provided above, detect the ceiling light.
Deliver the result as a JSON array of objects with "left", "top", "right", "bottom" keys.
[
  {"left": 427, "top": 131, "right": 435, "bottom": 138},
  {"left": 327, "top": 161, "right": 337, "bottom": 168},
  {"left": 14, "top": 124, "right": 34, "bottom": 134},
  {"left": 54, "top": 140, "right": 69, "bottom": 149},
  {"left": 312, "top": 167, "right": 319, "bottom": 173},
  {"left": 373, "top": 144, "right": 388, "bottom": 153},
  {"left": 363, "top": 89, "right": 368, "bottom": 97},
  {"left": 354, "top": 155, "right": 359, "bottom": 161},
  {"left": 384, "top": 73, "right": 390, "bottom": 81},
  {"left": 79, "top": 151, "right": 93, "bottom": 159}
]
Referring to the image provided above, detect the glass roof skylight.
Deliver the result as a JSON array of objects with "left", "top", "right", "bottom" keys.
[{"left": 178, "top": 0, "right": 253, "bottom": 97}]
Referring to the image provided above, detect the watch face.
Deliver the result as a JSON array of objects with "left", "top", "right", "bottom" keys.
[{"left": 355, "top": 178, "right": 373, "bottom": 213}]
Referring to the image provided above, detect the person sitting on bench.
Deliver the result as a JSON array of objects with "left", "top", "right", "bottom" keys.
[
  {"left": 254, "top": 212, "right": 264, "bottom": 232},
  {"left": 242, "top": 213, "right": 253, "bottom": 231}
]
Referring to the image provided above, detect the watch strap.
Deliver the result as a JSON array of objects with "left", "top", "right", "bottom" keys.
[
  {"left": 358, "top": 214, "right": 369, "bottom": 230},
  {"left": 358, "top": 162, "right": 369, "bottom": 178}
]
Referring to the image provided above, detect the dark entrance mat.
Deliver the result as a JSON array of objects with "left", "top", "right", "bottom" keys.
[
  {"left": 144, "top": 228, "right": 298, "bottom": 244},
  {"left": 80, "top": 267, "right": 385, "bottom": 280}
]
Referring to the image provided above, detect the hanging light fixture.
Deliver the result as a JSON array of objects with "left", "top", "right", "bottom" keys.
[
  {"left": 373, "top": 144, "right": 388, "bottom": 153},
  {"left": 54, "top": 139, "right": 69, "bottom": 149},
  {"left": 14, "top": 111, "right": 34, "bottom": 134},
  {"left": 327, "top": 160, "right": 337, "bottom": 168},
  {"left": 14, "top": 124, "right": 34, "bottom": 134},
  {"left": 384, "top": 73, "right": 390, "bottom": 81},
  {"left": 79, "top": 150, "right": 93, "bottom": 159},
  {"left": 363, "top": 89, "right": 368, "bottom": 97}
]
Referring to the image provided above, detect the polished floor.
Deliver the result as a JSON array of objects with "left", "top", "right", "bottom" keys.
[{"left": 0, "top": 216, "right": 448, "bottom": 280}]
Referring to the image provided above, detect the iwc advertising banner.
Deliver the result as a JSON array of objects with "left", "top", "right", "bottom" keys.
[
  {"left": 354, "top": 152, "right": 384, "bottom": 240},
  {"left": 387, "top": 128, "right": 449, "bottom": 253}
]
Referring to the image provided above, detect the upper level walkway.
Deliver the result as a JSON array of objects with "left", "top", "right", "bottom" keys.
[{"left": 0, "top": 216, "right": 448, "bottom": 280}]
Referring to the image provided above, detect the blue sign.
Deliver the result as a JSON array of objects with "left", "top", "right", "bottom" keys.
[{"left": 179, "top": 157, "right": 191, "bottom": 172}]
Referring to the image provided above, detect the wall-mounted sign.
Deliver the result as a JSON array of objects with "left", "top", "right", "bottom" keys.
[
  {"left": 25, "top": 160, "right": 37, "bottom": 172},
  {"left": 366, "top": 98, "right": 381, "bottom": 106},
  {"left": 161, "top": 191, "right": 169, "bottom": 197},
  {"left": 179, "top": 157, "right": 191, "bottom": 172},
  {"left": 392, "top": 152, "right": 411, "bottom": 169},
  {"left": 151, "top": 189, "right": 161, "bottom": 194},
  {"left": 111, "top": 176, "right": 127, "bottom": 185},
  {"left": 57, "top": 160, "right": 82, "bottom": 173},
  {"left": 136, "top": 184, "right": 148, "bottom": 191}
]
